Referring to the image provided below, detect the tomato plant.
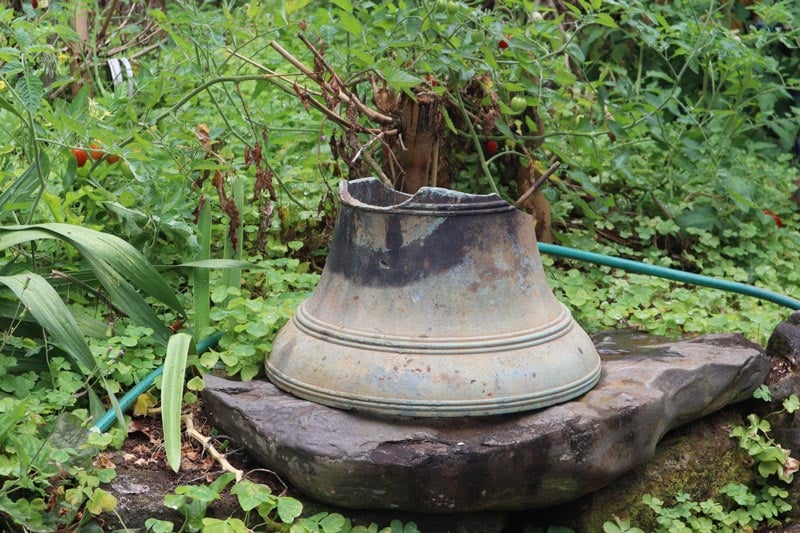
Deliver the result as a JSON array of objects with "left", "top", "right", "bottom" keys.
[{"left": 510, "top": 96, "right": 527, "bottom": 113}]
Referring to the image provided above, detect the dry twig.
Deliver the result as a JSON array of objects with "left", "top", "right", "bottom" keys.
[
  {"left": 183, "top": 415, "right": 244, "bottom": 482},
  {"left": 296, "top": 33, "right": 394, "bottom": 126},
  {"left": 514, "top": 161, "right": 561, "bottom": 208}
]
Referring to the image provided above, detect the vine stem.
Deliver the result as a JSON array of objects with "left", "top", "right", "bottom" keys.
[
  {"left": 514, "top": 161, "right": 561, "bottom": 208},
  {"left": 226, "top": 48, "right": 390, "bottom": 135},
  {"left": 96, "top": 0, "right": 119, "bottom": 43},
  {"left": 453, "top": 88, "right": 501, "bottom": 197},
  {"left": 24, "top": 107, "right": 46, "bottom": 225},
  {"left": 293, "top": 34, "right": 394, "bottom": 126},
  {"left": 117, "top": 75, "right": 280, "bottom": 150}
]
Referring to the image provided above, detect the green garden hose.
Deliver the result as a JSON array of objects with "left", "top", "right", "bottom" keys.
[
  {"left": 90, "top": 331, "right": 223, "bottom": 433},
  {"left": 538, "top": 242, "right": 800, "bottom": 311}
]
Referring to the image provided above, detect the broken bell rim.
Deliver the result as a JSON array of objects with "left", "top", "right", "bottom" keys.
[
  {"left": 265, "top": 177, "right": 602, "bottom": 417},
  {"left": 339, "top": 178, "right": 517, "bottom": 215}
]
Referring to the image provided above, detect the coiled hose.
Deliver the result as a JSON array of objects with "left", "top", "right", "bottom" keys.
[{"left": 90, "top": 243, "right": 800, "bottom": 433}]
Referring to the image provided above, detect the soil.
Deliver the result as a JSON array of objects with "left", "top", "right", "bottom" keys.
[{"left": 97, "top": 401, "right": 289, "bottom": 531}]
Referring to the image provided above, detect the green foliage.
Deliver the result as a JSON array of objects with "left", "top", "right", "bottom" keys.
[
  {"left": 0, "top": 407, "right": 116, "bottom": 532},
  {"left": 2, "top": 0, "right": 800, "bottom": 529},
  {"left": 604, "top": 390, "right": 798, "bottom": 532},
  {"left": 1, "top": 0, "right": 327, "bottom": 524},
  {"left": 161, "top": 472, "right": 237, "bottom": 532},
  {"left": 206, "top": 258, "right": 319, "bottom": 380},
  {"left": 152, "top": 474, "right": 419, "bottom": 533},
  {"left": 634, "top": 484, "right": 792, "bottom": 533},
  {"left": 161, "top": 333, "right": 194, "bottom": 472},
  {"left": 603, "top": 518, "right": 644, "bottom": 533},
  {"left": 730, "top": 393, "right": 800, "bottom": 484}
]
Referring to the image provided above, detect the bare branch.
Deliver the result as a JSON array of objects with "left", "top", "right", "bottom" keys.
[
  {"left": 514, "top": 161, "right": 561, "bottom": 208},
  {"left": 269, "top": 40, "right": 319, "bottom": 81},
  {"left": 296, "top": 33, "right": 394, "bottom": 126},
  {"left": 183, "top": 415, "right": 244, "bottom": 482},
  {"left": 228, "top": 48, "right": 387, "bottom": 135},
  {"left": 351, "top": 131, "right": 386, "bottom": 165}
]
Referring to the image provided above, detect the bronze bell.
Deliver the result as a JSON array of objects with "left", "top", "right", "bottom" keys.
[{"left": 265, "top": 178, "right": 601, "bottom": 416}]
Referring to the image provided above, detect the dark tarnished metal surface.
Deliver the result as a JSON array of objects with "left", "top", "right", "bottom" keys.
[{"left": 265, "top": 178, "right": 601, "bottom": 416}]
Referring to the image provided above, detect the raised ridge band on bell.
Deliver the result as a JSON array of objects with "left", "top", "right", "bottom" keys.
[
  {"left": 291, "top": 300, "right": 576, "bottom": 354},
  {"left": 265, "top": 360, "right": 602, "bottom": 416}
]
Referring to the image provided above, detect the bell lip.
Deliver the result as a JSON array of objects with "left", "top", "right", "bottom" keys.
[
  {"left": 266, "top": 358, "right": 603, "bottom": 417},
  {"left": 339, "top": 177, "right": 517, "bottom": 215}
]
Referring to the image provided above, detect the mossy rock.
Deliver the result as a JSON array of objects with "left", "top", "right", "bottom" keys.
[{"left": 529, "top": 408, "right": 755, "bottom": 531}]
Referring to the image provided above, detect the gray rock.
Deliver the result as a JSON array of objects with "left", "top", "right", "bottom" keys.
[
  {"left": 105, "top": 469, "right": 184, "bottom": 528},
  {"left": 767, "top": 310, "right": 800, "bottom": 367},
  {"left": 202, "top": 333, "right": 768, "bottom": 513}
]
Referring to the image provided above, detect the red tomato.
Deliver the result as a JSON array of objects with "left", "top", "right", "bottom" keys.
[
  {"left": 71, "top": 148, "right": 88, "bottom": 167},
  {"left": 486, "top": 140, "right": 499, "bottom": 155},
  {"left": 89, "top": 142, "right": 104, "bottom": 160},
  {"left": 498, "top": 39, "right": 509, "bottom": 50},
  {"left": 763, "top": 209, "right": 784, "bottom": 228}
]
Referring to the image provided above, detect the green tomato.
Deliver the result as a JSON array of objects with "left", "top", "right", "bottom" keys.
[
  {"left": 510, "top": 96, "right": 527, "bottom": 113},
  {"left": 446, "top": 1, "right": 459, "bottom": 14}
]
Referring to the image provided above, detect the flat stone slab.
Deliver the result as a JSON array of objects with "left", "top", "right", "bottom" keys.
[{"left": 202, "top": 333, "right": 768, "bottom": 513}]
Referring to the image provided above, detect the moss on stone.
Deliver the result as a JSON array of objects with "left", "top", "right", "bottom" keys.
[
  {"left": 583, "top": 409, "right": 755, "bottom": 531},
  {"left": 533, "top": 408, "right": 757, "bottom": 532}
]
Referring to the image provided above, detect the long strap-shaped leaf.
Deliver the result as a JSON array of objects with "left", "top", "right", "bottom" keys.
[
  {"left": 0, "top": 224, "right": 186, "bottom": 343},
  {"left": 0, "top": 223, "right": 185, "bottom": 312},
  {"left": 0, "top": 152, "right": 50, "bottom": 216},
  {"left": 0, "top": 272, "right": 125, "bottom": 428},
  {"left": 161, "top": 332, "right": 194, "bottom": 472},
  {"left": 0, "top": 273, "right": 97, "bottom": 373}
]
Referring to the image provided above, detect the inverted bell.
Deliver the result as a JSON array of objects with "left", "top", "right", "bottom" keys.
[{"left": 265, "top": 178, "right": 601, "bottom": 416}]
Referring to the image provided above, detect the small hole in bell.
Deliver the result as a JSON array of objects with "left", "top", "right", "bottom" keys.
[{"left": 379, "top": 260, "right": 390, "bottom": 269}]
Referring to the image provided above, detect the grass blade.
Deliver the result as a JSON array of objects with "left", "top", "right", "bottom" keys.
[
  {"left": 82, "top": 255, "right": 172, "bottom": 344},
  {"left": 222, "top": 176, "right": 245, "bottom": 292},
  {"left": 0, "top": 224, "right": 186, "bottom": 343},
  {"left": 0, "top": 152, "right": 49, "bottom": 219},
  {"left": 0, "top": 228, "right": 53, "bottom": 249},
  {"left": 194, "top": 198, "right": 211, "bottom": 337},
  {"left": 178, "top": 259, "right": 253, "bottom": 269}
]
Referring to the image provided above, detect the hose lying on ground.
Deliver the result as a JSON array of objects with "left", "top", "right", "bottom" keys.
[{"left": 538, "top": 243, "right": 800, "bottom": 311}]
